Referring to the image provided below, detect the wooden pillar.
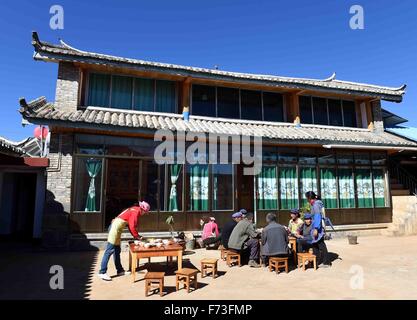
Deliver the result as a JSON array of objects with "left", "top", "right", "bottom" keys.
[
  {"left": 286, "top": 92, "right": 300, "bottom": 124},
  {"left": 365, "top": 100, "right": 374, "bottom": 130},
  {"left": 180, "top": 77, "right": 191, "bottom": 113}
]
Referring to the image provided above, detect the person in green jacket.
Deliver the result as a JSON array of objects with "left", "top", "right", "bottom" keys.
[{"left": 227, "top": 212, "right": 261, "bottom": 268}]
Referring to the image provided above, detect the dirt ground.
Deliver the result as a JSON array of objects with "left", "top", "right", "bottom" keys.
[{"left": 1, "top": 235, "right": 417, "bottom": 300}]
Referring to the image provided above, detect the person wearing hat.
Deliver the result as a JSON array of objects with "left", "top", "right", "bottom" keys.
[
  {"left": 295, "top": 213, "right": 314, "bottom": 253},
  {"left": 98, "top": 201, "right": 150, "bottom": 281},
  {"left": 220, "top": 212, "right": 243, "bottom": 249},
  {"left": 201, "top": 216, "right": 220, "bottom": 249},
  {"left": 288, "top": 208, "right": 304, "bottom": 236}
]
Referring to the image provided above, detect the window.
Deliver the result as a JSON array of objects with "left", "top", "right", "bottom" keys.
[
  {"left": 279, "top": 166, "right": 298, "bottom": 209},
  {"left": 141, "top": 161, "right": 159, "bottom": 210},
  {"left": 192, "top": 85, "right": 216, "bottom": 117},
  {"left": 299, "top": 167, "right": 317, "bottom": 206},
  {"left": 160, "top": 164, "right": 183, "bottom": 211},
  {"left": 87, "top": 73, "right": 110, "bottom": 107},
  {"left": 187, "top": 164, "right": 209, "bottom": 211},
  {"left": 212, "top": 164, "right": 234, "bottom": 210},
  {"left": 373, "top": 169, "right": 387, "bottom": 207},
  {"left": 263, "top": 92, "right": 284, "bottom": 122},
  {"left": 320, "top": 168, "right": 338, "bottom": 208},
  {"left": 342, "top": 100, "right": 357, "bottom": 127},
  {"left": 241, "top": 90, "right": 262, "bottom": 121},
  {"left": 356, "top": 168, "right": 373, "bottom": 208},
  {"left": 338, "top": 168, "right": 355, "bottom": 208},
  {"left": 328, "top": 99, "right": 343, "bottom": 126},
  {"left": 217, "top": 87, "right": 239, "bottom": 119},
  {"left": 299, "top": 148, "right": 317, "bottom": 165},
  {"left": 257, "top": 166, "right": 278, "bottom": 210},
  {"left": 312, "top": 97, "right": 328, "bottom": 125},
  {"left": 74, "top": 157, "right": 103, "bottom": 212},
  {"left": 87, "top": 73, "right": 177, "bottom": 112},
  {"left": 299, "top": 96, "right": 313, "bottom": 124},
  {"left": 299, "top": 96, "right": 357, "bottom": 127}
]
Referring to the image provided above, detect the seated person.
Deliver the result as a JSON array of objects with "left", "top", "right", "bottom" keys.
[
  {"left": 221, "top": 212, "right": 243, "bottom": 249},
  {"left": 201, "top": 216, "right": 220, "bottom": 249},
  {"left": 295, "top": 213, "right": 314, "bottom": 253},
  {"left": 261, "top": 212, "right": 290, "bottom": 266},
  {"left": 228, "top": 212, "right": 261, "bottom": 268},
  {"left": 288, "top": 208, "right": 304, "bottom": 236}
]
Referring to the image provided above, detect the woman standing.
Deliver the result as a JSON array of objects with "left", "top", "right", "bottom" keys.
[{"left": 305, "top": 191, "right": 331, "bottom": 268}]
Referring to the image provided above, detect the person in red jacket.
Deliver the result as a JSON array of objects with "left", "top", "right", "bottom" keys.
[{"left": 98, "top": 201, "right": 150, "bottom": 281}]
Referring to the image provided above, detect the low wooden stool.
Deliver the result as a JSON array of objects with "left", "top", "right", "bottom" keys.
[
  {"left": 226, "top": 251, "right": 241, "bottom": 267},
  {"left": 175, "top": 268, "right": 199, "bottom": 293},
  {"left": 297, "top": 253, "right": 317, "bottom": 271},
  {"left": 269, "top": 257, "right": 289, "bottom": 274},
  {"left": 201, "top": 258, "right": 218, "bottom": 278},
  {"left": 144, "top": 272, "right": 165, "bottom": 297},
  {"left": 220, "top": 248, "right": 229, "bottom": 260}
]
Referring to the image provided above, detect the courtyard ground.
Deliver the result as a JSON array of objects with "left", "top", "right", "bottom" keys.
[{"left": 1, "top": 235, "right": 417, "bottom": 300}]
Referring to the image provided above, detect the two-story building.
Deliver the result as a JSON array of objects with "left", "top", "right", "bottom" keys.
[{"left": 19, "top": 32, "right": 417, "bottom": 245}]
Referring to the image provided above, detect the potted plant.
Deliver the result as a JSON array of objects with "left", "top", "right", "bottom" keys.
[{"left": 165, "top": 215, "right": 175, "bottom": 239}]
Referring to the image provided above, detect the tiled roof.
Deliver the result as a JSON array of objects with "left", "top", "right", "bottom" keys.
[
  {"left": 19, "top": 97, "right": 417, "bottom": 148},
  {"left": 31, "top": 32, "right": 406, "bottom": 102},
  {"left": 0, "top": 137, "right": 25, "bottom": 156}
]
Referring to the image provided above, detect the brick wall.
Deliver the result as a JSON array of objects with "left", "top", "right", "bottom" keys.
[
  {"left": 54, "top": 62, "right": 80, "bottom": 112},
  {"left": 371, "top": 100, "right": 384, "bottom": 132},
  {"left": 43, "top": 132, "right": 74, "bottom": 248}
]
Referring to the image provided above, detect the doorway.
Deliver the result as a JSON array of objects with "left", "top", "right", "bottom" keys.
[
  {"left": 237, "top": 165, "right": 255, "bottom": 213},
  {"left": 104, "top": 159, "right": 140, "bottom": 228}
]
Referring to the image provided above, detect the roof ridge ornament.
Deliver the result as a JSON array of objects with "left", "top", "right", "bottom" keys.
[
  {"left": 323, "top": 72, "right": 336, "bottom": 82},
  {"left": 31, "top": 31, "right": 41, "bottom": 48},
  {"left": 59, "top": 38, "right": 89, "bottom": 54}
]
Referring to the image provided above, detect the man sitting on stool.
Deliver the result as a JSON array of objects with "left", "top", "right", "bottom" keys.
[
  {"left": 228, "top": 212, "right": 261, "bottom": 268},
  {"left": 261, "top": 212, "right": 290, "bottom": 266}
]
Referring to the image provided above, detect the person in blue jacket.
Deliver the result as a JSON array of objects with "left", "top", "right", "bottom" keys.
[{"left": 305, "top": 191, "right": 331, "bottom": 268}]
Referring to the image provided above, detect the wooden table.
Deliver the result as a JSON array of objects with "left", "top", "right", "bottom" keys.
[
  {"left": 288, "top": 236, "right": 297, "bottom": 264},
  {"left": 129, "top": 243, "right": 183, "bottom": 283}
]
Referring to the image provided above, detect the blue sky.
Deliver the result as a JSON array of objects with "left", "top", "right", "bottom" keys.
[{"left": 1, "top": 0, "right": 417, "bottom": 140}]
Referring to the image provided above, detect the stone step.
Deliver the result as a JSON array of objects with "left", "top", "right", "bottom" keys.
[{"left": 391, "top": 189, "right": 411, "bottom": 196}]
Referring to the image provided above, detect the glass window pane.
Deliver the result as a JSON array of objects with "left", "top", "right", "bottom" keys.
[
  {"left": 133, "top": 78, "right": 154, "bottom": 111},
  {"left": 213, "top": 164, "right": 233, "bottom": 210},
  {"left": 88, "top": 73, "right": 110, "bottom": 107},
  {"left": 355, "top": 151, "right": 371, "bottom": 165},
  {"left": 187, "top": 164, "right": 209, "bottom": 211},
  {"left": 263, "top": 92, "right": 284, "bottom": 122},
  {"left": 372, "top": 152, "right": 387, "bottom": 166},
  {"left": 279, "top": 166, "right": 298, "bottom": 209},
  {"left": 278, "top": 147, "right": 298, "bottom": 163},
  {"left": 141, "top": 161, "right": 158, "bottom": 210},
  {"left": 337, "top": 151, "right": 354, "bottom": 165},
  {"left": 262, "top": 146, "right": 278, "bottom": 162},
  {"left": 74, "top": 157, "right": 103, "bottom": 212},
  {"left": 318, "top": 149, "right": 335, "bottom": 165},
  {"left": 300, "top": 167, "right": 318, "bottom": 206},
  {"left": 77, "top": 145, "right": 104, "bottom": 155},
  {"left": 338, "top": 168, "right": 355, "bottom": 208},
  {"left": 299, "top": 148, "right": 317, "bottom": 165},
  {"left": 328, "top": 99, "right": 343, "bottom": 126},
  {"left": 161, "top": 164, "right": 183, "bottom": 211},
  {"left": 192, "top": 85, "right": 216, "bottom": 117},
  {"left": 299, "top": 96, "right": 313, "bottom": 124},
  {"left": 373, "top": 169, "right": 387, "bottom": 207},
  {"left": 217, "top": 87, "right": 240, "bottom": 119},
  {"left": 312, "top": 97, "right": 328, "bottom": 125},
  {"left": 241, "top": 90, "right": 262, "bottom": 121},
  {"left": 356, "top": 168, "right": 373, "bottom": 208},
  {"left": 257, "top": 166, "right": 278, "bottom": 210},
  {"left": 110, "top": 75, "right": 132, "bottom": 109},
  {"left": 320, "top": 168, "right": 338, "bottom": 208},
  {"left": 156, "top": 80, "right": 176, "bottom": 113},
  {"left": 343, "top": 100, "right": 357, "bottom": 127}
]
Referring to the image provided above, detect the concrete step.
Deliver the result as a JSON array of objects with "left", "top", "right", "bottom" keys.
[{"left": 391, "top": 189, "right": 411, "bottom": 196}]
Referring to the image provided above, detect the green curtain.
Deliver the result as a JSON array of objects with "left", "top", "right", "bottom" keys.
[
  {"left": 134, "top": 78, "right": 154, "bottom": 111},
  {"left": 168, "top": 164, "right": 182, "bottom": 211},
  {"left": 300, "top": 167, "right": 317, "bottom": 206},
  {"left": 356, "top": 168, "right": 373, "bottom": 208},
  {"left": 85, "top": 159, "right": 102, "bottom": 212},
  {"left": 373, "top": 169, "right": 386, "bottom": 207},
  {"left": 257, "top": 166, "right": 278, "bottom": 210},
  {"left": 88, "top": 73, "right": 110, "bottom": 107},
  {"left": 110, "top": 75, "right": 133, "bottom": 109},
  {"left": 213, "top": 164, "right": 233, "bottom": 210},
  {"left": 189, "top": 164, "right": 209, "bottom": 211},
  {"left": 320, "top": 168, "right": 338, "bottom": 208},
  {"left": 279, "top": 167, "right": 298, "bottom": 209},
  {"left": 338, "top": 168, "right": 355, "bottom": 208},
  {"left": 156, "top": 80, "right": 176, "bottom": 113}
]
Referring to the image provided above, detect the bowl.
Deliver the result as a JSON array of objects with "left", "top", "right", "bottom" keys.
[
  {"left": 144, "top": 243, "right": 151, "bottom": 248},
  {"left": 156, "top": 243, "right": 162, "bottom": 248},
  {"left": 134, "top": 240, "right": 140, "bottom": 245},
  {"left": 162, "top": 239, "right": 169, "bottom": 245}
]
